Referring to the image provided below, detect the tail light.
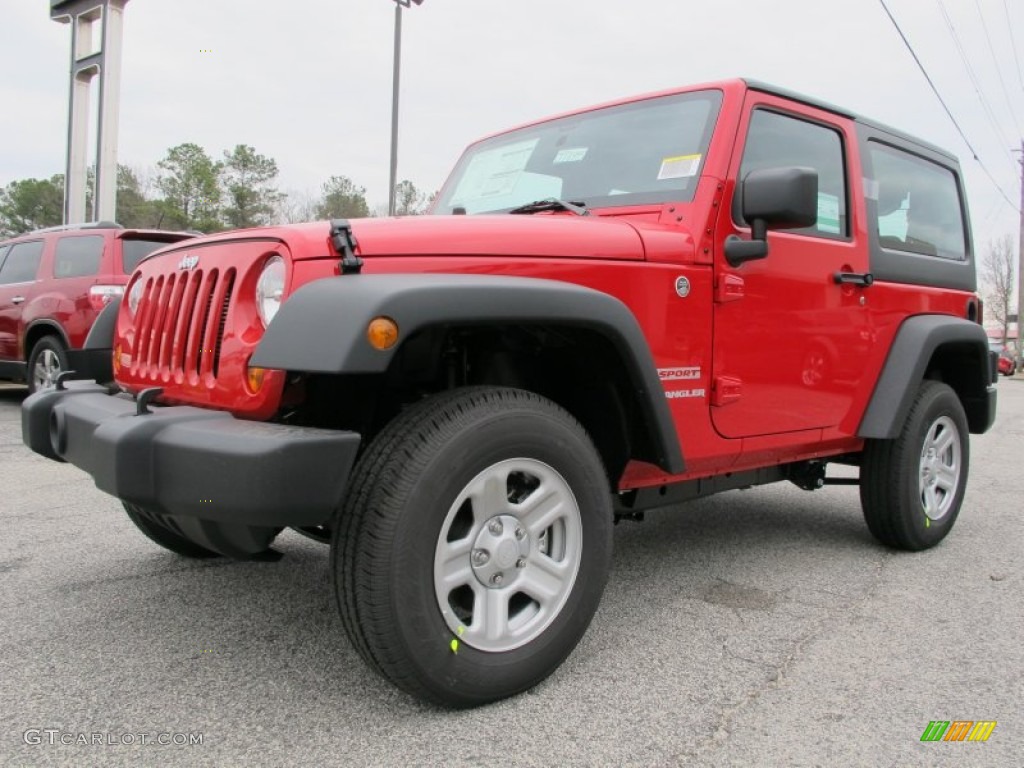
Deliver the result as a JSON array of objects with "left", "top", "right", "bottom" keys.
[{"left": 89, "top": 285, "right": 125, "bottom": 311}]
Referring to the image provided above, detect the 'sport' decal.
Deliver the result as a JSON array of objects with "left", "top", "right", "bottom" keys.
[{"left": 658, "top": 367, "right": 701, "bottom": 381}]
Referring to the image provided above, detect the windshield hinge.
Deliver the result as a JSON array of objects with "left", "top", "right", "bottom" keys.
[{"left": 329, "top": 219, "right": 363, "bottom": 275}]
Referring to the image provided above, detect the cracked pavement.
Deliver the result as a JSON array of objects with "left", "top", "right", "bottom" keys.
[{"left": 0, "top": 381, "right": 1021, "bottom": 766}]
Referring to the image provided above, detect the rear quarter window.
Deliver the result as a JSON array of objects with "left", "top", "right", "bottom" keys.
[
  {"left": 53, "top": 235, "right": 105, "bottom": 278},
  {"left": 859, "top": 127, "right": 974, "bottom": 292},
  {"left": 121, "top": 239, "right": 180, "bottom": 273},
  {"left": 868, "top": 142, "right": 966, "bottom": 261}
]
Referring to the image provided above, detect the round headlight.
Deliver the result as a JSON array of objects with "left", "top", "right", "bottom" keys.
[
  {"left": 256, "top": 255, "right": 286, "bottom": 327},
  {"left": 127, "top": 278, "right": 145, "bottom": 316}
]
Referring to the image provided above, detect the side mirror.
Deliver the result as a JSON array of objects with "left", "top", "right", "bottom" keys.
[{"left": 725, "top": 166, "right": 819, "bottom": 267}]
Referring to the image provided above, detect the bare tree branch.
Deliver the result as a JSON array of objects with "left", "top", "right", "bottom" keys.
[{"left": 981, "top": 235, "right": 1016, "bottom": 344}]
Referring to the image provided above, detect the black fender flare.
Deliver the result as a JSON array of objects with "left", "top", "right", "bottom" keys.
[
  {"left": 252, "top": 274, "right": 685, "bottom": 473},
  {"left": 858, "top": 314, "right": 995, "bottom": 438},
  {"left": 66, "top": 297, "right": 120, "bottom": 384},
  {"left": 83, "top": 297, "right": 121, "bottom": 349}
]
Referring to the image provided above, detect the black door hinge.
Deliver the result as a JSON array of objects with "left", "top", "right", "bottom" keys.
[{"left": 329, "top": 219, "right": 363, "bottom": 275}]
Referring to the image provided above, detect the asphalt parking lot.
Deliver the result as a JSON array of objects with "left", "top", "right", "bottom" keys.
[{"left": 1, "top": 380, "right": 1021, "bottom": 767}]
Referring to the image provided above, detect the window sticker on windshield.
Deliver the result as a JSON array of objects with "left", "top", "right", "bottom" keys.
[
  {"left": 553, "top": 147, "right": 588, "bottom": 164},
  {"left": 657, "top": 153, "right": 701, "bottom": 180},
  {"left": 451, "top": 139, "right": 540, "bottom": 205},
  {"left": 817, "top": 192, "right": 841, "bottom": 234}
]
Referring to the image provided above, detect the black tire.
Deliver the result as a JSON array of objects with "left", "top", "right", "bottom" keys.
[
  {"left": 122, "top": 503, "right": 221, "bottom": 559},
  {"left": 860, "top": 381, "right": 969, "bottom": 551},
  {"left": 27, "top": 335, "right": 69, "bottom": 393},
  {"left": 332, "top": 387, "right": 613, "bottom": 707}
]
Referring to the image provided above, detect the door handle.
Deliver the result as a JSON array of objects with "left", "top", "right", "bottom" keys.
[
  {"left": 11, "top": 296, "right": 25, "bottom": 304},
  {"left": 833, "top": 272, "right": 874, "bottom": 287}
]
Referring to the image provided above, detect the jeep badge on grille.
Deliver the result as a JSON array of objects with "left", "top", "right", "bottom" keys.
[{"left": 177, "top": 254, "right": 199, "bottom": 270}]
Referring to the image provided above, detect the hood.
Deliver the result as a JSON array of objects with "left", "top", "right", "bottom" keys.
[
  {"left": 283, "top": 215, "right": 648, "bottom": 262},
  {"left": 161, "top": 215, "right": 697, "bottom": 263}
]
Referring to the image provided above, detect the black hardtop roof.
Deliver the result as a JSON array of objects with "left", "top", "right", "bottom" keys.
[{"left": 743, "top": 79, "right": 958, "bottom": 162}]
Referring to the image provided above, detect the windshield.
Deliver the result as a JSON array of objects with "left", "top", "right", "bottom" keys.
[{"left": 434, "top": 89, "right": 723, "bottom": 215}]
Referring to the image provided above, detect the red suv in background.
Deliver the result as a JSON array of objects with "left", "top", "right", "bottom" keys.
[
  {"left": 989, "top": 339, "right": 1017, "bottom": 376},
  {"left": 0, "top": 223, "right": 194, "bottom": 391}
]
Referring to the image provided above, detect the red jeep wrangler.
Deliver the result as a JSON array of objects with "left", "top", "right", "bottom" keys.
[{"left": 23, "top": 79, "right": 996, "bottom": 707}]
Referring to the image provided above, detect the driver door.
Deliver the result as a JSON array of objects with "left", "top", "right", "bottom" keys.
[{"left": 711, "top": 96, "right": 872, "bottom": 439}]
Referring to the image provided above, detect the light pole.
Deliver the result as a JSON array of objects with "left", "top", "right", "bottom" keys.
[{"left": 389, "top": 0, "right": 423, "bottom": 217}]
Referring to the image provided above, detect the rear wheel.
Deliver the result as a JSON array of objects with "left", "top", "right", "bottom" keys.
[
  {"left": 122, "top": 503, "right": 220, "bottom": 559},
  {"left": 333, "top": 387, "right": 613, "bottom": 707},
  {"left": 27, "top": 336, "right": 68, "bottom": 393},
  {"left": 860, "top": 381, "right": 969, "bottom": 550}
]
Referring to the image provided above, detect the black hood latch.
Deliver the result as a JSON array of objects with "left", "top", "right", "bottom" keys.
[{"left": 329, "top": 219, "right": 363, "bottom": 275}]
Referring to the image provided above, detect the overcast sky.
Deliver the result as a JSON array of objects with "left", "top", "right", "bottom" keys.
[{"left": 1, "top": 0, "right": 1021, "bottom": 242}]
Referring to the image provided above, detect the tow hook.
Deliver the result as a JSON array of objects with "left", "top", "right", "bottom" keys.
[{"left": 136, "top": 387, "right": 164, "bottom": 415}]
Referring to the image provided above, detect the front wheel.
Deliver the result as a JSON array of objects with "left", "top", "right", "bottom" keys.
[
  {"left": 333, "top": 387, "right": 613, "bottom": 707},
  {"left": 860, "top": 381, "right": 969, "bottom": 550}
]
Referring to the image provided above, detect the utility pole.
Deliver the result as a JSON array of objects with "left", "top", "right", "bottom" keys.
[
  {"left": 388, "top": 0, "right": 424, "bottom": 218},
  {"left": 1018, "top": 139, "right": 1024, "bottom": 365}
]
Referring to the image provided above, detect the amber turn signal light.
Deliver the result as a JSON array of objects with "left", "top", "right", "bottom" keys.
[
  {"left": 246, "top": 365, "right": 266, "bottom": 393},
  {"left": 367, "top": 317, "right": 399, "bottom": 350}
]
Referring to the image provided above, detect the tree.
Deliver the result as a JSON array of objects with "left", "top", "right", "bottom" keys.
[
  {"left": 156, "top": 143, "right": 222, "bottom": 231},
  {"left": 394, "top": 179, "right": 428, "bottom": 216},
  {"left": 116, "top": 165, "right": 164, "bottom": 229},
  {"left": 0, "top": 175, "right": 63, "bottom": 236},
  {"left": 221, "top": 144, "right": 282, "bottom": 229},
  {"left": 981, "top": 235, "right": 1016, "bottom": 345},
  {"left": 315, "top": 176, "right": 370, "bottom": 220},
  {"left": 275, "top": 190, "right": 319, "bottom": 224}
]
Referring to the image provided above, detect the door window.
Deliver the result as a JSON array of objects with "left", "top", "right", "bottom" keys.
[
  {"left": 0, "top": 241, "right": 44, "bottom": 285},
  {"left": 736, "top": 109, "right": 848, "bottom": 238}
]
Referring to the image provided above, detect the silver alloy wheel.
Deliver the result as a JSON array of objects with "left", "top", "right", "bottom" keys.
[
  {"left": 32, "top": 349, "right": 62, "bottom": 391},
  {"left": 433, "top": 458, "right": 583, "bottom": 653},
  {"left": 919, "top": 415, "right": 961, "bottom": 521}
]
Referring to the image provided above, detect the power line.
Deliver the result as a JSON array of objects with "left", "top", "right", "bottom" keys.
[
  {"left": 974, "top": 0, "right": 1024, "bottom": 137},
  {"left": 877, "top": 0, "right": 1020, "bottom": 214},
  {"left": 1004, "top": 0, "right": 1024, "bottom": 98},
  {"left": 936, "top": 0, "right": 1015, "bottom": 164}
]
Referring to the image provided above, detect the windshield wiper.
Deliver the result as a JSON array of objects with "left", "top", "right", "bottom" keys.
[{"left": 508, "top": 198, "right": 590, "bottom": 216}]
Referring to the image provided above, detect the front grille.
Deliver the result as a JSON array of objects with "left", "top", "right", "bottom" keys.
[{"left": 130, "top": 267, "right": 236, "bottom": 383}]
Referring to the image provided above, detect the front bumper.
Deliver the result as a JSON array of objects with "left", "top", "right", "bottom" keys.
[{"left": 22, "top": 382, "right": 361, "bottom": 527}]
